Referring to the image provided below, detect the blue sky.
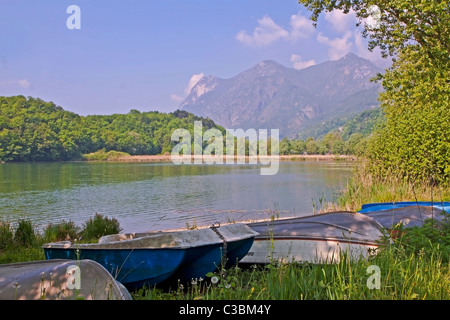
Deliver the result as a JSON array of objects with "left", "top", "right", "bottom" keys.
[{"left": 0, "top": 0, "right": 386, "bottom": 115}]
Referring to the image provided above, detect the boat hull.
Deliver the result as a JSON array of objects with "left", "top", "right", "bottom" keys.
[
  {"left": 241, "top": 211, "right": 385, "bottom": 265},
  {"left": 359, "top": 201, "right": 450, "bottom": 214},
  {"left": 240, "top": 238, "right": 378, "bottom": 264},
  {"left": 43, "top": 247, "right": 186, "bottom": 290},
  {"left": 358, "top": 202, "right": 449, "bottom": 229},
  {"left": 0, "top": 259, "right": 131, "bottom": 300},
  {"left": 43, "top": 223, "right": 258, "bottom": 289}
]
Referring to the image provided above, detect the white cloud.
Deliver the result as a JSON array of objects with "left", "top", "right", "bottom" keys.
[
  {"left": 0, "top": 79, "right": 31, "bottom": 88},
  {"left": 236, "top": 16, "right": 289, "bottom": 46},
  {"left": 289, "top": 12, "right": 315, "bottom": 40},
  {"left": 17, "top": 79, "right": 31, "bottom": 88},
  {"left": 170, "top": 94, "right": 183, "bottom": 102},
  {"left": 290, "top": 54, "right": 316, "bottom": 70},
  {"left": 236, "top": 12, "right": 315, "bottom": 46},
  {"left": 185, "top": 73, "right": 204, "bottom": 95},
  {"left": 317, "top": 31, "right": 353, "bottom": 60},
  {"left": 324, "top": 10, "right": 358, "bottom": 34}
]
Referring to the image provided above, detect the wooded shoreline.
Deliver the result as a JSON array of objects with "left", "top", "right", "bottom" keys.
[{"left": 109, "top": 154, "right": 358, "bottom": 162}]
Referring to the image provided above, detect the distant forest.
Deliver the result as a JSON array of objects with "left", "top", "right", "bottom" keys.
[
  {"left": 0, "top": 95, "right": 383, "bottom": 162},
  {"left": 0, "top": 96, "right": 220, "bottom": 162}
]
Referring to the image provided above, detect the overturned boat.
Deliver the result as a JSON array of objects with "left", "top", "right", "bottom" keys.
[
  {"left": 358, "top": 202, "right": 450, "bottom": 229},
  {"left": 0, "top": 259, "right": 131, "bottom": 300},
  {"left": 240, "top": 211, "right": 386, "bottom": 265},
  {"left": 43, "top": 223, "right": 257, "bottom": 289}
]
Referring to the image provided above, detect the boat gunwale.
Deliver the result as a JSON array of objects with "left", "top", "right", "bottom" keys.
[
  {"left": 42, "top": 224, "right": 258, "bottom": 250},
  {"left": 252, "top": 236, "right": 381, "bottom": 246}
]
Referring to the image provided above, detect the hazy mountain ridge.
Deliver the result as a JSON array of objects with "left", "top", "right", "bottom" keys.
[{"left": 180, "top": 53, "right": 383, "bottom": 138}]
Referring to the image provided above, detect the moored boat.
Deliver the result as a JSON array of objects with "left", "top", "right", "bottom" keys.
[
  {"left": 358, "top": 202, "right": 449, "bottom": 229},
  {"left": 43, "top": 223, "right": 257, "bottom": 289},
  {"left": 0, "top": 259, "right": 131, "bottom": 300},
  {"left": 240, "top": 211, "right": 386, "bottom": 265}
]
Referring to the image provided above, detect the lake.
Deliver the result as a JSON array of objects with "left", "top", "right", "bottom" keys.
[{"left": 0, "top": 161, "right": 354, "bottom": 233}]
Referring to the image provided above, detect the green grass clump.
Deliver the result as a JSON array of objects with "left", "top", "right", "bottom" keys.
[
  {"left": 14, "top": 219, "right": 37, "bottom": 248},
  {"left": 79, "top": 213, "right": 122, "bottom": 243},
  {"left": 0, "top": 214, "right": 122, "bottom": 264},
  {"left": 43, "top": 220, "right": 80, "bottom": 242},
  {"left": 0, "top": 221, "right": 14, "bottom": 250}
]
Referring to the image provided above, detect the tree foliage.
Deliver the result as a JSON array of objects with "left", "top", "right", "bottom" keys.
[
  {"left": 298, "top": 0, "right": 450, "bottom": 185},
  {"left": 0, "top": 96, "right": 223, "bottom": 162}
]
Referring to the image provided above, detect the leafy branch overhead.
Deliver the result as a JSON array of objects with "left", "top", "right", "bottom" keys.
[
  {"left": 298, "top": 0, "right": 450, "bottom": 185},
  {"left": 298, "top": 0, "right": 449, "bottom": 62}
]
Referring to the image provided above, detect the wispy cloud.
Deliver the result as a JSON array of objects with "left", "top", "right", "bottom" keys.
[
  {"left": 0, "top": 79, "right": 31, "bottom": 88},
  {"left": 236, "top": 12, "right": 314, "bottom": 46},
  {"left": 290, "top": 54, "right": 316, "bottom": 70},
  {"left": 170, "top": 94, "right": 183, "bottom": 102},
  {"left": 236, "top": 16, "right": 289, "bottom": 46},
  {"left": 171, "top": 73, "right": 206, "bottom": 103},
  {"left": 317, "top": 31, "right": 353, "bottom": 60},
  {"left": 185, "top": 73, "right": 204, "bottom": 95}
]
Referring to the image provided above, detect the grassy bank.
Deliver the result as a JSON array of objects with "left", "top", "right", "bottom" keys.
[
  {"left": 336, "top": 161, "right": 450, "bottom": 212},
  {"left": 132, "top": 217, "right": 449, "bottom": 300},
  {"left": 0, "top": 214, "right": 121, "bottom": 264},
  {"left": 2, "top": 211, "right": 448, "bottom": 300}
]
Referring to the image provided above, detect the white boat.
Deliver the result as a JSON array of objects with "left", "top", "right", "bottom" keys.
[
  {"left": 240, "top": 211, "right": 387, "bottom": 264},
  {"left": 0, "top": 259, "right": 132, "bottom": 300}
]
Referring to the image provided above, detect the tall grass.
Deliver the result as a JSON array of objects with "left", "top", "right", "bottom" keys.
[
  {"left": 337, "top": 161, "right": 450, "bottom": 211},
  {"left": 135, "top": 233, "right": 449, "bottom": 300},
  {"left": 0, "top": 214, "right": 121, "bottom": 264}
]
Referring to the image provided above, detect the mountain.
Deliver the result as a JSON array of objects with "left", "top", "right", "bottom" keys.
[{"left": 179, "top": 53, "right": 383, "bottom": 138}]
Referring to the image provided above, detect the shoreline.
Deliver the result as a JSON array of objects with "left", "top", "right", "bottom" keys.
[{"left": 110, "top": 154, "right": 358, "bottom": 162}]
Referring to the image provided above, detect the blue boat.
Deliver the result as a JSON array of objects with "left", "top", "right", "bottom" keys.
[
  {"left": 358, "top": 201, "right": 450, "bottom": 229},
  {"left": 43, "top": 223, "right": 258, "bottom": 290},
  {"left": 359, "top": 201, "right": 450, "bottom": 213}
]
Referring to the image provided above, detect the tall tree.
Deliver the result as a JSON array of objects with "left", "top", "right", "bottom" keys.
[{"left": 298, "top": 0, "right": 450, "bottom": 184}]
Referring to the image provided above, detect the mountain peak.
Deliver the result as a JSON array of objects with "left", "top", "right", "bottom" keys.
[
  {"left": 339, "top": 52, "right": 373, "bottom": 64},
  {"left": 342, "top": 52, "right": 358, "bottom": 59},
  {"left": 180, "top": 54, "right": 382, "bottom": 137},
  {"left": 254, "top": 60, "right": 282, "bottom": 68}
]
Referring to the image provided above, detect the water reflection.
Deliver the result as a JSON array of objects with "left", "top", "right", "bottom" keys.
[{"left": 0, "top": 161, "right": 353, "bottom": 232}]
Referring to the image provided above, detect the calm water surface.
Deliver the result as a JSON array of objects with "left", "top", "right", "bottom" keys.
[{"left": 0, "top": 161, "right": 353, "bottom": 233}]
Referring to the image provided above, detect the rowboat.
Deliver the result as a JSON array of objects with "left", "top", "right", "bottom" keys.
[
  {"left": 43, "top": 223, "right": 257, "bottom": 289},
  {"left": 240, "top": 211, "right": 386, "bottom": 265},
  {"left": 358, "top": 202, "right": 450, "bottom": 229},
  {"left": 0, "top": 259, "right": 131, "bottom": 300}
]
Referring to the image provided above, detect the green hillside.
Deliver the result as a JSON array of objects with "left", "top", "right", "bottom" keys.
[{"left": 0, "top": 96, "right": 221, "bottom": 162}]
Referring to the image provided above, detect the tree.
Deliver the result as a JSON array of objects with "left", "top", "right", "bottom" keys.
[
  {"left": 298, "top": 0, "right": 449, "bottom": 64},
  {"left": 306, "top": 138, "right": 318, "bottom": 155},
  {"left": 279, "top": 137, "right": 292, "bottom": 155},
  {"left": 298, "top": 0, "right": 450, "bottom": 184}
]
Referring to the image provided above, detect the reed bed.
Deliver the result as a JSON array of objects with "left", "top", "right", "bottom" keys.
[{"left": 336, "top": 161, "right": 450, "bottom": 212}]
